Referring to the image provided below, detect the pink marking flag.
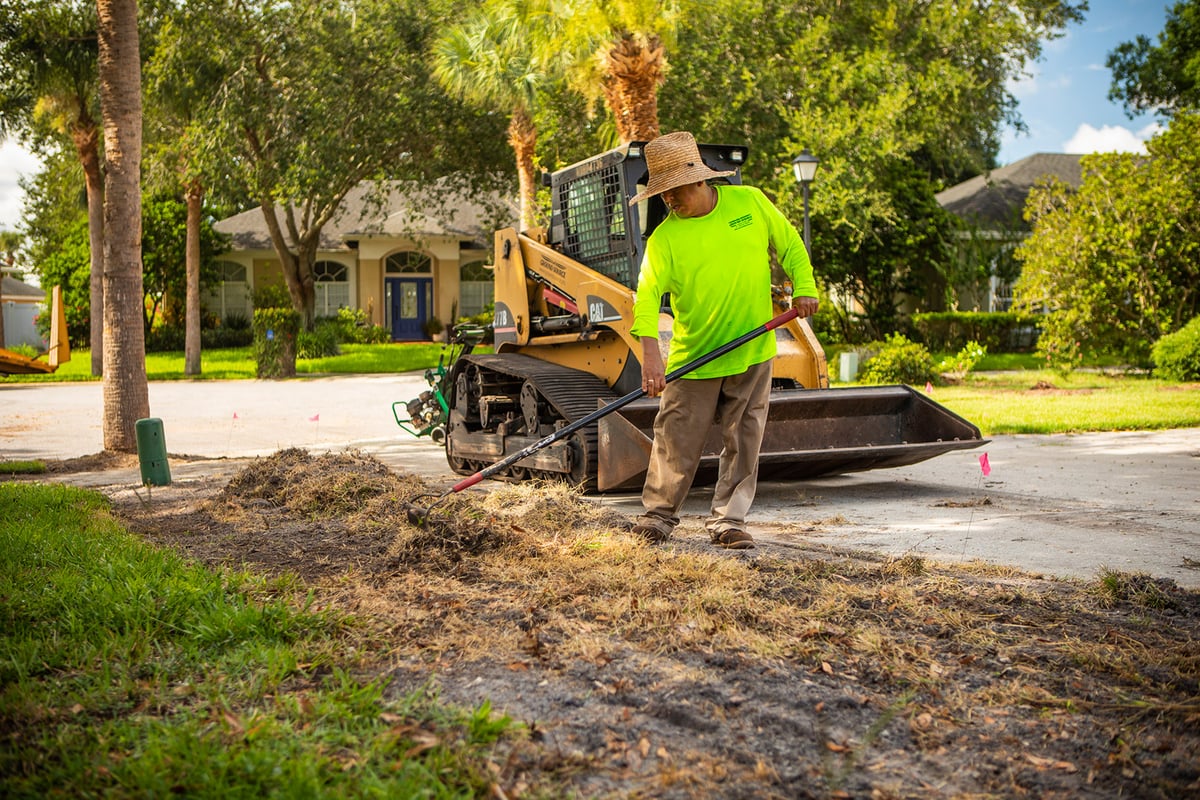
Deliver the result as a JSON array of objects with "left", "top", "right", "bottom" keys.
[
  {"left": 232, "top": 412, "right": 239, "bottom": 420},
  {"left": 925, "top": 381, "right": 933, "bottom": 394},
  {"left": 979, "top": 452, "right": 991, "bottom": 477},
  {"left": 309, "top": 413, "right": 320, "bottom": 422}
]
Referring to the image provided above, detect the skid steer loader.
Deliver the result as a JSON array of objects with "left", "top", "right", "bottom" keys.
[{"left": 407, "top": 141, "right": 985, "bottom": 492}]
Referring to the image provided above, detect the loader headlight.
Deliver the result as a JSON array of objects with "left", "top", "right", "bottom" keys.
[{"left": 628, "top": 145, "right": 642, "bottom": 158}]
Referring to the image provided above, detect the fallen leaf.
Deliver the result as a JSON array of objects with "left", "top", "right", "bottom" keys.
[{"left": 1026, "top": 754, "right": 1078, "bottom": 773}]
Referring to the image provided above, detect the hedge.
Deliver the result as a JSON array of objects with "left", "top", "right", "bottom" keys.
[
  {"left": 911, "top": 311, "right": 1040, "bottom": 353},
  {"left": 252, "top": 307, "right": 301, "bottom": 378}
]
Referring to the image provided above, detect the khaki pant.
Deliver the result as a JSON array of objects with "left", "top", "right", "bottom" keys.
[{"left": 639, "top": 359, "right": 773, "bottom": 536}]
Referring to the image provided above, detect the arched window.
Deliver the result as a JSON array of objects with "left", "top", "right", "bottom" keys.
[
  {"left": 313, "top": 260, "right": 350, "bottom": 317},
  {"left": 459, "top": 260, "right": 493, "bottom": 318},
  {"left": 385, "top": 251, "right": 432, "bottom": 274},
  {"left": 203, "top": 260, "right": 251, "bottom": 322}
]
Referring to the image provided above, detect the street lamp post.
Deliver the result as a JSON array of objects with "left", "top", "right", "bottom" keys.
[{"left": 791, "top": 148, "right": 820, "bottom": 255}]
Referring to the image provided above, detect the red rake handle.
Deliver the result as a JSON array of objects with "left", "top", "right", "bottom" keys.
[{"left": 444, "top": 307, "right": 801, "bottom": 496}]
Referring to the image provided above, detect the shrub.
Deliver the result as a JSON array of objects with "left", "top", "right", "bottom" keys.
[
  {"left": 935, "top": 340, "right": 987, "bottom": 379},
  {"left": 860, "top": 333, "right": 936, "bottom": 385},
  {"left": 251, "top": 283, "right": 292, "bottom": 310},
  {"left": 423, "top": 316, "right": 444, "bottom": 339},
  {"left": 297, "top": 322, "right": 341, "bottom": 359},
  {"left": 253, "top": 307, "right": 301, "bottom": 378},
  {"left": 1152, "top": 317, "right": 1200, "bottom": 381},
  {"left": 223, "top": 312, "right": 251, "bottom": 332},
  {"left": 325, "top": 307, "right": 389, "bottom": 344},
  {"left": 144, "top": 325, "right": 185, "bottom": 352},
  {"left": 911, "top": 311, "right": 1040, "bottom": 352}
]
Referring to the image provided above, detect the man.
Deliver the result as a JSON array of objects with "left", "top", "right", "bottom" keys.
[{"left": 628, "top": 131, "right": 819, "bottom": 549}]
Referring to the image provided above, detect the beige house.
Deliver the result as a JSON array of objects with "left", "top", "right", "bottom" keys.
[
  {"left": 212, "top": 180, "right": 517, "bottom": 340},
  {"left": 936, "top": 153, "right": 1083, "bottom": 311}
]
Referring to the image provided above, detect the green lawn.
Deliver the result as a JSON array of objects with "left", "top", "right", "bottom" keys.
[
  {"left": 0, "top": 483, "right": 521, "bottom": 798},
  {"left": 2, "top": 342, "right": 481, "bottom": 382},
  {"left": 933, "top": 371, "right": 1200, "bottom": 435}
]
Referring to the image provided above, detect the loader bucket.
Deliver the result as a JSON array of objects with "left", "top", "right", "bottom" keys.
[{"left": 597, "top": 385, "right": 987, "bottom": 493}]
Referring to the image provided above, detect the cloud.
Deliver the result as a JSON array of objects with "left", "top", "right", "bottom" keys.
[
  {"left": 0, "top": 140, "right": 45, "bottom": 232},
  {"left": 1062, "top": 122, "right": 1160, "bottom": 154}
]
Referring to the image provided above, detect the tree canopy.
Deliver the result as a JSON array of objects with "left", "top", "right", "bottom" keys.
[
  {"left": 1014, "top": 113, "right": 1200, "bottom": 368},
  {"left": 1108, "top": 0, "right": 1200, "bottom": 118}
]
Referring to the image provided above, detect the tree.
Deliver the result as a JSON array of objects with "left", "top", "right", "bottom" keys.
[
  {"left": 1108, "top": 0, "right": 1200, "bottom": 118},
  {"left": 140, "top": 194, "right": 222, "bottom": 332},
  {"left": 558, "top": 0, "right": 687, "bottom": 143},
  {"left": 658, "top": 0, "right": 1086, "bottom": 331},
  {"left": 160, "top": 0, "right": 511, "bottom": 330},
  {"left": 97, "top": 0, "right": 149, "bottom": 451},
  {"left": 1014, "top": 113, "right": 1200, "bottom": 368},
  {"left": 434, "top": 0, "right": 559, "bottom": 230},
  {"left": 0, "top": 0, "right": 106, "bottom": 374},
  {"left": 144, "top": 2, "right": 230, "bottom": 375}
]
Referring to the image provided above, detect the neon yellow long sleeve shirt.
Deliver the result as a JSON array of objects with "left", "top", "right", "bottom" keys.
[{"left": 631, "top": 184, "right": 816, "bottom": 379}]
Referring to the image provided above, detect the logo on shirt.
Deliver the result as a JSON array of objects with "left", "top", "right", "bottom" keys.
[{"left": 728, "top": 213, "right": 754, "bottom": 230}]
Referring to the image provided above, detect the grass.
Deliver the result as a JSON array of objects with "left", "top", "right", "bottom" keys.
[
  {"left": 0, "top": 482, "right": 523, "bottom": 799},
  {"left": 0, "top": 461, "right": 45, "bottom": 475},
  {"left": 931, "top": 371, "right": 1200, "bottom": 434},
  {"left": 2, "top": 342, "right": 485, "bottom": 382}
]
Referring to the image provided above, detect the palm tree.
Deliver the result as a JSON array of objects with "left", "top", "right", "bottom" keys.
[
  {"left": 146, "top": 10, "right": 224, "bottom": 377},
  {"left": 0, "top": 2, "right": 106, "bottom": 375},
  {"left": 434, "top": 0, "right": 559, "bottom": 230},
  {"left": 559, "top": 0, "right": 684, "bottom": 143},
  {"left": 96, "top": 0, "right": 149, "bottom": 452}
]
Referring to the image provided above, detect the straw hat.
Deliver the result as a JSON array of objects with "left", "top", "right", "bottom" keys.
[{"left": 628, "top": 131, "right": 734, "bottom": 206}]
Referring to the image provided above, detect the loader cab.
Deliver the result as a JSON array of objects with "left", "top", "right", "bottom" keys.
[{"left": 547, "top": 141, "right": 748, "bottom": 290}]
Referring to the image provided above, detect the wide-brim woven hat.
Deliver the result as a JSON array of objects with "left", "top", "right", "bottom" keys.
[{"left": 628, "top": 131, "right": 735, "bottom": 206}]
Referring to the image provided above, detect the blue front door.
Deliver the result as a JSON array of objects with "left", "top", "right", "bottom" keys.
[{"left": 387, "top": 277, "right": 432, "bottom": 341}]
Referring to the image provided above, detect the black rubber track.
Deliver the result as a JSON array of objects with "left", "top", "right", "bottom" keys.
[{"left": 453, "top": 353, "right": 620, "bottom": 491}]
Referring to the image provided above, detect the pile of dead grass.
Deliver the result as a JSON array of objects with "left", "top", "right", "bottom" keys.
[{"left": 218, "top": 448, "right": 413, "bottom": 517}]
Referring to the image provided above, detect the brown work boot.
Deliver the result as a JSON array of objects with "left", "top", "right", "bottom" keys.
[
  {"left": 631, "top": 516, "right": 673, "bottom": 543},
  {"left": 711, "top": 528, "right": 755, "bottom": 549}
]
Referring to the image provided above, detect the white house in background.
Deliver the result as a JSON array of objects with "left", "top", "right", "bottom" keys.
[
  {"left": 212, "top": 180, "right": 517, "bottom": 340},
  {"left": 1, "top": 275, "right": 47, "bottom": 349},
  {"left": 936, "top": 153, "right": 1083, "bottom": 312}
]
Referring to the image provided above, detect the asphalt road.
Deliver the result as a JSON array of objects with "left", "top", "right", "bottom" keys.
[{"left": 4, "top": 374, "right": 1198, "bottom": 588}]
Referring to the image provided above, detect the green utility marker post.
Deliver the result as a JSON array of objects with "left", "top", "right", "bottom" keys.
[{"left": 135, "top": 418, "right": 172, "bottom": 487}]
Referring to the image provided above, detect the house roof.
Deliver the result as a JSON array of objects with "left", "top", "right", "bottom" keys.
[
  {"left": 936, "top": 153, "right": 1083, "bottom": 229},
  {"left": 214, "top": 179, "right": 518, "bottom": 252},
  {"left": 1, "top": 275, "right": 44, "bottom": 300}
]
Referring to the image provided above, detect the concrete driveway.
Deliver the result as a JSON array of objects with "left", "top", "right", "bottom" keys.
[{"left": 3, "top": 374, "right": 1198, "bottom": 588}]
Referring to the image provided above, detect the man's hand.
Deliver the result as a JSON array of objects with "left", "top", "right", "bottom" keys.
[
  {"left": 792, "top": 295, "right": 819, "bottom": 318},
  {"left": 640, "top": 337, "right": 666, "bottom": 397}
]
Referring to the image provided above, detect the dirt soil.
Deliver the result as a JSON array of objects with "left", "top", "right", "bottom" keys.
[{"left": 96, "top": 449, "right": 1199, "bottom": 799}]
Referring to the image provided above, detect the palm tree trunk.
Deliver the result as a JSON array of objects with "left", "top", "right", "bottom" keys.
[
  {"left": 184, "top": 178, "right": 203, "bottom": 375},
  {"left": 72, "top": 121, "right": 105, "bottom": 376},
  {"left": 97, "top": 0, "right": 149, "bottom": 452},
  {"left": 508, "top": 106, "right": 539, "bottom": 230},
  {"left": 602, "top": 34, "right": 664, "bottom": 143}
]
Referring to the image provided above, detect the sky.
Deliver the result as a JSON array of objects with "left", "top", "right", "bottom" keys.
[
  {"left": 0, "top": 0, "right": 1176, "bottom": 234},
  {"left": 998, "top": 0, "right": 1171, "bottom": 165}
]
